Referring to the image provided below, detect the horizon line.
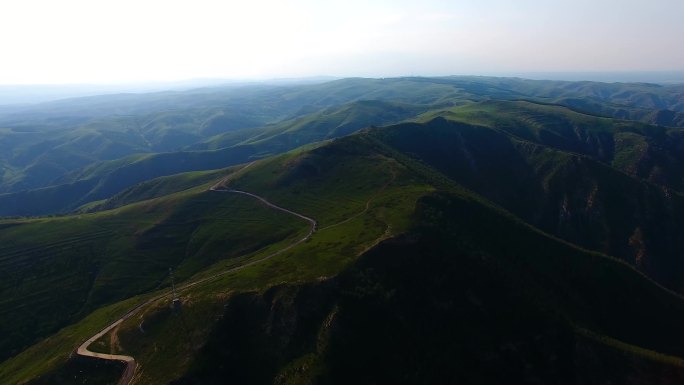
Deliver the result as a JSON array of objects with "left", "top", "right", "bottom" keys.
[{"left": 1, "top": 70, "right": 684, "bottom": 87}]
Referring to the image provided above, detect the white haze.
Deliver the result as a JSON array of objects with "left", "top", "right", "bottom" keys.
[{"left": 0, "top": 0, "right": 682, "bottom": 85}]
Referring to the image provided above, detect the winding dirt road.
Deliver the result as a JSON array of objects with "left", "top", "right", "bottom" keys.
[
  {"left": 77, "top": 319, "right": 138, "bottom": 385},
  {"left": 76, "top": 177, "right": 316, "bottom": 385}
]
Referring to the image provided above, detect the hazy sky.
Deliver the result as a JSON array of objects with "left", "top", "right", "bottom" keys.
[{"left": 1, "top": 0, "right": 683, "bottom": 84}]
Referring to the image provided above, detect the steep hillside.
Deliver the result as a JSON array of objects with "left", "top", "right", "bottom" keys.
[
  {"left": 370, "top": 117, "right": 684, "bottom": 291},
  {"left": 172, "top": 190, "right": 684, "bottom": 385}
]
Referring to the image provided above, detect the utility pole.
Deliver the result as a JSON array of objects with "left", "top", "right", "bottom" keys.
[{"left": 169, "top": 268, "right": 181, "bottom": 309}]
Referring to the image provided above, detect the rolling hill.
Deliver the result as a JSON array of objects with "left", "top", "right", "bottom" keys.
[{"left": 3, "top": 77, "right": 684, "bottom": 384}]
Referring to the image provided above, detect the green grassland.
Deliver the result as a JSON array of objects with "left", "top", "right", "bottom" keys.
[{"left": 3, "top": 78, "right": 684, "bottom": 384}]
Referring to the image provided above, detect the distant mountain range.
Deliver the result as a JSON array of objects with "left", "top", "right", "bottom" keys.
[{"left": 1, "top": 77, "right": 683, "bottom": 217}]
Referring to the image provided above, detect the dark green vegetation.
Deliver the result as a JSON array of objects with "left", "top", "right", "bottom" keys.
[
  {"left": 26, "top": 356, "right": 123, "bottom": 385},
  {"left": 420, "top": 101, "right": 684, "bottom": 191},
  {"left": 3, "top": 77, "right": 684, "bottom": 384},
  {"left": 371, "top": 114, "right": 684, "bottom": 291}
]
